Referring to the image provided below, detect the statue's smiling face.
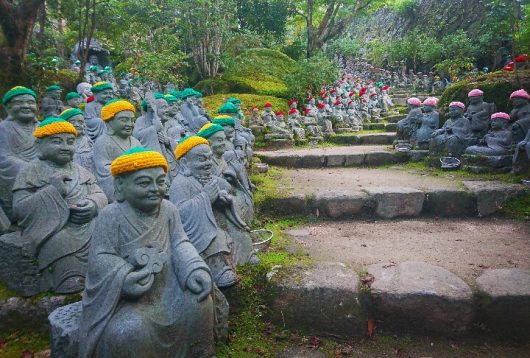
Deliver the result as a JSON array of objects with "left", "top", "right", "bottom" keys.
[
  {"left": 448, "top": 106, "right": 463, "bottom": 118},
  {"left": 96, "top": 89, "right": 114, "bottom": 104},
  {"left": 7, "top": 94, "right": 37, "bottom": 123},
  {"left": 108, "top": 111, "right": 135, "bottom": 138},
  {"left": 38, "top": 133, "right": 76, "bottom": 165},
  {"left": 67, "top": 114, "right": 86, "bottom": 135},
  {"left": 185, "top": 144, "right": 213, "bottom": 178},
  {"left": 208, "top": 131, "right": 226, "bottom": 157},
  {"left": 118, "top": 167, "right": 167, "bottom": 212}
]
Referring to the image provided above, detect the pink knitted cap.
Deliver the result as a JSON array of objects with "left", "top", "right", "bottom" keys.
[
  {"left": 490, "top": 112, "right": 510, "bottom": 121},
  {"left": 407, "top": 97, "right": 421, "bottom": 106},
  {"left": 510, "top": 89, "right": 530, "bottom": 100},
  {"left": 449, "top": 101, "right": 465, "bottom": 110},
  {"left": 422, "top": 97, "right": 438, "bottom": 107},
  {"left": 468, "top": 89, "right": 484, "bottom": 97}
]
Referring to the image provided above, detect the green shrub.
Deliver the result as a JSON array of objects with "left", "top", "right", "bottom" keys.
[{"left": 203, "top": 93, "right": 288, "bottom": 118}]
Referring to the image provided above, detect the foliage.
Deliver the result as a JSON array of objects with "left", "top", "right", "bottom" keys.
[
  {"left": 327, "top": 37, "right": 362, "bottom": 58},
  {"left": 202, "top": 93, "right": 289, "bottom": 118},
  {"left": 0, "top": 331, "right": 49, "bottom": 358},
  {"left": 236, "top": 0, "right": 293, "bottom": 41}
]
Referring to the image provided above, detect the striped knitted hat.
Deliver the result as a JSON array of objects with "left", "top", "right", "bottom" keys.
[
  {"left": 110, "top": 147, "right": 168, "bottom": 176},
  {"left": 91, "top": 81, "right": 113, "bottom": 93},
  {"left": 60, "top": 108, "right": 84, "bottom": 121},
  {"left": 2, "top": 86, "right": 37, "bottom": 105},
  {"left": 197, "top": 123, "right": 225, "bottom": 139},
  {"left": 174, "top": 135, "right": 209, "bottom": 160},
  {"left": 212, "top": 115, "right": 235, "bottom": 127},
  {"left": 101, "top": 99, "right": 136, "bottom": 121},
  {"left": 33, "top": 117, "right": 77, "bottom": 138}
]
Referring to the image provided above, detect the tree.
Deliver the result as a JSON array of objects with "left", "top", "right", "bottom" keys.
[
  {"left": 236, "top": 0, "right": 293, "bottom": 41},
  {"left": 0, "top": 0, "right": 45, "bottom": 85},
  {"left": 293, "top": 0, "right": 380, "bottom": 57}
]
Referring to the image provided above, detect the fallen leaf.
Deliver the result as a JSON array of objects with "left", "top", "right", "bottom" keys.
[
  {"left": 361, "top": 274, "right": 375, "bottom": 287},
  {"left": 21, "top": 350, "right": 34, "bottom": 358},
  {"left": 308, "top": 336, "right": 321, "bottom": 349},
  {"left": 367, "top": 319, "right": 375, "bottom": 338},
  {"left": 339, "top": 344, "right": 354, "bottom": 355}
]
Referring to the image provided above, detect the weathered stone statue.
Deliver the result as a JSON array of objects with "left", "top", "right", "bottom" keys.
[
  {"left": 76, "top": 82, "right": 92, "bottom": 102},
  {"left": 64, "top": 92, "right": 83, "bottom": 109},
  {"left": 180, "top": 88, "right": 209, "bottom": 133},
  {"left": 465, "top": 112, "right": 513, "bottom": 156},
  {"left": 261, "top": 103, "right": 293, "bottom": 140},
  {"left": 414, "top": 97, "right": 440, "bottom": 149},
  {"left": 12, "top": 118, "right": 107, "bottom": 293},
  {"left": 197, "top": 124, "right": 258, "bottom": 265},
  {"left": 397, "top": 97, "right": 422, "bottom": 142},
  {"left": 288, "top": 109, "right": 307, "bottom": 140},
  {"left": 94, "top": 100, "right": 141, "bottom": 202},
  {"left": 84, "top": 82, "right": 115, "bottom": 140},
  {"left": 368, "top": 93, "right": 381, "bottom": 121},
  {"left": 0, "top": 86, "right": 38, "bottom": 221},
  {"left": 164, "top": 94, "right": 188, "bottom": 141},
  {"left": 509, "top": 89, "right": 530, "bottom": 143},
  {"left": 429, "top": 102, "right": 472, "bottom": 156},
  {"left": 316, "top": 103, "right": 334, "bottom": 135},
  {"left": 78, "top": 147, "right": 216, "bottom": 357},
  {"left": 59, "top": 108, "right": 95, "bottom": 172},
  {"left": 217, "top": 101, "right": 254, "bottom": 156},
  {"left": 41, "top": 85, "right": 65, "bottom": 118},
  {"left": 169, "top": 136, "right": 237, "bottom": 288},
  {"left": 513, "top": 127, "right": 530, "bottom": 176},
  {"left": 465, "top": 89, "right": 496, "bottom": 141}
]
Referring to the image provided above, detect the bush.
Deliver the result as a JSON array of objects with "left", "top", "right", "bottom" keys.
[{"left": 202, "top": 93, "right": 288, "bottom": 118}]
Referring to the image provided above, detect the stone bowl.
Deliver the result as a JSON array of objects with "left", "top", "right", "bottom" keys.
[
  {"left": 254, "top": 163, "right": 269, "bottom": 173},
  {"left": 250, "top": 229, "right": 273, "bottom": 252},
  {"left": 522, "top": 179, "right": 530, "bottom": 189},
  {"left": 440, "top": 156, "right": 461, "bottom": 170},
  {"left": 395, "top": 142, "right": 412, "bottom": 152}
]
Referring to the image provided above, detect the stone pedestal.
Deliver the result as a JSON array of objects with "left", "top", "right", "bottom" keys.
[
  {"left": 49, "top": 301, "right": 82, "bottom": 357},
  {"left": 462, "top": 154, "right": 513, "bottom": 174}
]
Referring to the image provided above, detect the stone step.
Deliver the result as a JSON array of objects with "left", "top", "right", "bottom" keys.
[
  {"left": 362, "top": 122, "right": 398, "bottom": 131},
  {"left": 268, "top": 262, "right": 530, "bottom": 339},
  {"left": 257, "top": 167, "right": 526, "bottom": 218},
  {"left": 328, "top": 133, "right": 396, "bottom": 146}
]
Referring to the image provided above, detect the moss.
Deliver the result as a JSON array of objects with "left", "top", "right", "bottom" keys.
[
  {"left": 249, "top": 166, "right": 290, "bottom": 214},
  {"left": 202, "top": 93, "right": 288, "bottom": 119},
  {"left": 500, "top": 191, "right": 530, "bottom": 220},
  {"left": 0, "top": 280, "right": 19, "bottom": 301},
  {"left": 0, "top": 331, "right": 49, "bottom": 358}
]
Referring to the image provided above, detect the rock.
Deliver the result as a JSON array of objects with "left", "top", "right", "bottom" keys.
[
  {"left": 407, "top": 149, "right": 429, "bottom": 162},
  {"left": 325, "top": 154, "right": 345, "bottom": 167},
  {"left": 476, "top": 269, "right": 530, "bottom": 339},
  {"left": 364, "top": 151, "right": 398, "bottom": 166},
  {"left": 423, "top": 189, "right": 476, "bottom": 217},
  {"left": 49, "top": 301, "right": 81, "bottom": 358},
  {"left": 365, "top": 187, "right": 424, "bottom": 219},
  {"left": 268, "top": 138, "right": 294, "bottom": 149},
  {"left": 269, "top": 262, "right": 365, "bottom": 337},
  {"left": 265, "top": 195, "right": 310, "bottom": 216},
  {"left": 343, "top": 154, "right": 366, "bottom": 166},
  {"left": 463, "top": 181, "right": 526, "bottom": 217},
  {"left": 367, "top": 261, "right": 473, "bottom": 336},
  {"left": 283, "top": 228, "right": 311, "bottom": 238},
  {"left": 359, "top": 133, "right": 396, "bottom": 145},
  {"left": 296, "top": 154, "right": 326, "bottom": 168},
  {"left": 313, "top": 193, "right": 367, "bottom": 218}
]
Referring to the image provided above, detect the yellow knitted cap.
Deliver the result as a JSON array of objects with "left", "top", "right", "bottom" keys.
[
  {"left": 101, "top": 99, "right": 136, "bottom": 121},
  {"left": 33, "top": 117, "right": 77, "bottom": 138},
  {"left": 110, "top": 147, "right": 169, "bottom": 176},
  {"left": 174, "top": 135, "right": 209, "bottom": 160}
]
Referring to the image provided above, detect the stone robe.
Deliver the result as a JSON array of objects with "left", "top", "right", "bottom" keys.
[
  {"left": 430, "top": 117, "right": 472, "bottom": 156},
  {"left": 180, "top": 102, "right": 208, "bottom": 134},
  {"left": 397, "top": 107, "right": 422, "bottom": 141},
  {"left": 466, "top": 101, "right": 496, "bottom": 140},
  {"left": 78, "top": 200, "right": 214, "bottom": 358},
  {"left": 84, "top": 101, "right": 106, "bottom": 141},
  {"left": 74, "top": 135, "right": 95, "bottom": 173},
  {"left": 41, "top": 96, "right": 65, "bottom": 118},
  {"left": 93, "top": 135, "right": 142, "bottom": 202},
  {"left": 12, "top": 159, "right": 107, "bottom": 292},
  {"left": 465, "top": 129, "right": 513, "bottom": 156},
  {"left": 510, "top": 103, "right": 530, "bottom": 143},
  {"left": 0, "top": 119, "right": 37, "bottom": 221},
  {"left": 415, "top": 111, "right": 440, "bottom": 147}
]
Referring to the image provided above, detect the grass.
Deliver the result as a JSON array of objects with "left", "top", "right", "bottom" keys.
[
  {"left": 0, "top": 331, "right": 49, "bottom": 358},
  {"left": 202, "top": 93, "right": 289, "bottom": 119}
]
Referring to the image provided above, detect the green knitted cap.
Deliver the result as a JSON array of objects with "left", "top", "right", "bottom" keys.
[
  {"left": 217, "top": 102, "right": 238, "bottom": 114},
  {"left": 197, "top": 123, "right": 225, "bottom": 139},
  {"left": 60, "top": 108, "right": 84, "bottom": 121},
  {"left": 91, "top": 81, "right": 113, "bottom": 93},
  {"left": 164, "top": 94, "right": 178, "bottom": 103},
  {"left": 181, "top": 88, "right": 197, "bottom": 99},
  {"left": 46, "top": 85, "right": 62, "bottom": 92},
  {"left": 38, "top": 117, "right": 68, "bottom": 127},
  {"left": 65, "top": 92, "right": 81, "bottom": 101},
  {"left": 2, "top": 86, "right": 37, "bottom": 105},
  {"left": 227, "top": 96, "right": 241, "bottom": 104},
  {"left": 121, "top": 146, "right": 152, "bottom": 156},
  {"left": 212, "top": 116, "right": 235, "bottom": 127},
  {"left": 167, "top": 90, "right": 182, "bottom": 99}
]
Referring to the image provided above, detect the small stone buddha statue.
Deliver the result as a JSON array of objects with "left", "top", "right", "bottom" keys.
[
  {"left": 0, "top": 86, "right": 38, "bottom": 222},
  {"left": 76, "top": 82, "right": 92, "bottom": 102},
  {"left": 84, "top": 81, "right": 115, "bottom": 141},
  {"left": 465, "top": 88, "right": 496, "bottom": 142},
  {"left": 93, "top": 99, "right": 141, "bottom": 202},
  {"left": 414, "top": 97, "right": 440, "bottom": 149},
  {"left": 78, "top": 147, "right": 216, "bottom": 357},
  {"left": 429, "top": 102, "right": 472, "bottom": 156},
  {"left": 288, "top": 109, "right": 307, "bottom": 140},
  {"left": 12, "top": 118, "right": 107, "bottom": 293},
  {"left": 508, "top": 89, "right": 530, "bottom": 143},
  {"left": 513, "top": 127, "right": 530, "bottom": 176},
  {"left": 60, "top": 108, "right": 95, "bottom": 172},
  {"left": 169, "top": 136, "right": 237, "bottom": 288},
  {"left": 464, "top": 112, "right": 513, "bottom": 156},
  {"left": 316, "top": 103, "right": 334, "bottom": 135},
  {"left": 397, "top": 97, "right": 423, "bottom": 142},
  {"left": 64, "top": 92, "right": 83, "bottom": 110},
  {"left": 288, "top": 99, "right": 299, "bottom": 116},
  {"left": 261, "top": 103, "right": 292, "bottom": 139},
  {"left": 180, "top": 88, "right": 209, "bottom": 133},
  {"left": 41, "top": 85, "right": 65, "bottom": 118}
]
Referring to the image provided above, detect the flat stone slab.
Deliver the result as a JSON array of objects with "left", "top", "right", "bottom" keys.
[
  {"left": 367, "top": 261, "right": 473, "bottom": 336},
  {"left": 269, "top": 262, "right": 365, "bottom": 337},
  {"left": 328, "top": 133, "right": 396, "bottom": 146},
  {"left": 463, "top": 181, "right": 526, "bottom": 217},
  {"left": 364, "top": 186, "right": 424, "bottom": 219}
]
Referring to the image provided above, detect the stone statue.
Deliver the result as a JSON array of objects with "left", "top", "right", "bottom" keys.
[
  {"left": 316, "top": 103, "right": 334, "bottom": 135},
  {"left": 513, "top": 127, "right": 530, "bottom": 176},
  {"left": 261, "top": 103, "right": 293, "bottom": 139},
  {"left": 429, "top": 102, "right": 472, "bottom": 156},
  {"left": 0, "top": 86, "right": 38, "bottom": 221},
  {"left": 93, "top": 100, "right": 141, "bottom": 202},
  {"left": 509, "top": 89, "right": 530, "bottom": 143},
  {"left": 169, "top": 136, "right": 237, "bottom": 288},
  {"left": 78, "top": 147, "right": 216, "bottom": 357},
  {"left": 76, "top": 82, "right": 92, "bottom": 102},
  {"left": 414, "top": 97, "right": 440, "bottom": 149},
  {"left": 465, "top": 112, "right": 513, "bottom": 156},
  {"left": 12, "top": 118, "right": 107, "bottom": 293},
  {"left": 164, "top": 94, "right": 189, "bottom": 141},
  {"left": 180, "top": 88, "right": 208, "bottom": 133},
  {"left": 64, "top": 92, "right": 83, "bottom": 110},
  {"left": 60, "top": 108, "right": 95, "bottom": 172},
  {"left": 217, "top": 101, "right": 254, "bottom": 158},
  {"left": 397, "top": 97, "right": 423, "bottom": 142},
  {"left": 380, "top": 86, "right": 393, "bottom": 113},
  {"left": 41, "top": 85, "right": 65, "bottom": 118},
  {"left": 197, "top": 124, "right": 258, "bottom": 265},
  {"left": 84, "top": 82, "right": 115, "bottom": 141},
  {"left": 368, "top": 93, "right": 381, "bottom": 121},
  {"left": 288, "top": 109, "right": 307, "bottom": 140},
  {"left": 465, "top": 89, "right": 496, "bottom": 141}
]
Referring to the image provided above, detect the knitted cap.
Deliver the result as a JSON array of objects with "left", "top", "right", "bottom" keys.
[
  {"left": 264, "top": 103, "right": 272, "bottom": 108},
  {"left": 275, "top": 111, "right": 284, "bottom": 116},
  {"left": 164, "top": 94, "right": 178, "bottom": 103},
  {"left": 217, "top": 102, "right": 239, "bottom": 114},
  {"left": 180, "top": 88, "right": 197, "bottom": 99},
  {"left": 449, "top": 101, "right": 466, "bottom": 110},
  {"left": 110, "top": 147, "right": 168, "bottom": 176},
  {"left": 46, "top": 85, "right": 62, "bottom": 92},
  {"left": 288, "top": 99, "right": 297, "bottom": 106},
  {"left": 468, "top": 88, "right": 484, "bottom": 97},
  {"left": 227, "top": 97, "right": 241, "bottom": 105},
  {"left": 510, "top": 89, "right": 530, "bottom": 100},
  {"left": 60, "top": 108, "right": 84, "bottom": 121},
  {"left": 167, "top": 90, "right": 182, "bottom": 99},
  {"left": 174, "top": 135, "right": 209, "bottom": 160},
  {"left": 407, "top": 97, "right": 422, "bottom": 106},
  {"left": 317, "top": 103, "right": 325, "bottom": 109},
  {"left": 33, "top": 117, "right": 77, "bottom": 138},
  {"left": 212, "top": 115, "right": 235, "bottom": 127},
  {"left": 101, "top": 99, "right": 136, "bottom": 121},
  {"left": 2, "top": 86, "right": 37, "bottom": 105},
  {"left": 288, "top": 109, "right": 297, "bottom": 115},
  {"left": 491, "top": 112, "right": 510, "bottom": 121},
  {"left": 65, "top": 92, "right": 81, "bottom": 101},
  {"left": 197, "top": 123, "right": 225, "bottom": 139},
  {"left": 91, "top": 81, "right": 113, "bottom": 93},
  {"left": 422, "top": 97, "right": 438, "bottom": 107}
]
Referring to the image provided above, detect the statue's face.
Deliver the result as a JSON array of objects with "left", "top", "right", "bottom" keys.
[
  {"left": 223, "top": 125, "right": 235, "bottom": 140},
  {"left": 6, "top": 94, "right": 37, "bottom": 123},
  {"left": 448, "top": 106, "right": 463, "bottom": 118},
  {"left": 185, "top": 144, "right": 213, "bottom": 178},
  {"left": 469, "top": 96, "right": 482, "bottom": 105},
  {"left": 37, "top": 133, "right": 76, "bottom": 165},
  {"left": 89, "top": 55, "right": 99, "bottom": 65},
  {"left": 512, "top": 97, "right": 528, "bottom": 108},
  {"left": 208, "top": 131, "right": 226, "bottom": 157},
  {"left": 491, "top": 118, "right": 506, "bottom": 130},
  {"left": 265, "top": 107, "right": 271, "bottom": 113},
  {"left": 108, "top": 110, "right": 135, "bottom": 138},
  {"left": 167, "top": 102, "right": 178, "bottom": 116},
  {"left": 185, "top": 96, "right": 194, "bottom": 103},
  {"left": 156, "top": 100, "right": 170, "bottom": 123},
  {"left": 67, "top": 97, "right": 83, "bottom": 107},
  {"left": 423, "top": 105, "right": 433, "bottom": 112},
  {"left": 77, "top": 83, "right": 92, "bottom": 96},
  {"left": 48, "top": 90, "right": 62, "bottom": 100},
  {"left": 290, "top": 102, "right": 297, "bottom": 109},
  {"left": 67, "top": 114, "right": 85, "bottom": 135},
  {"left": 95, "top": 89, "right": 114, "bottom": 104},
  {"left": 117, "top": 167, "right": 167, "bottom": 213}
]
